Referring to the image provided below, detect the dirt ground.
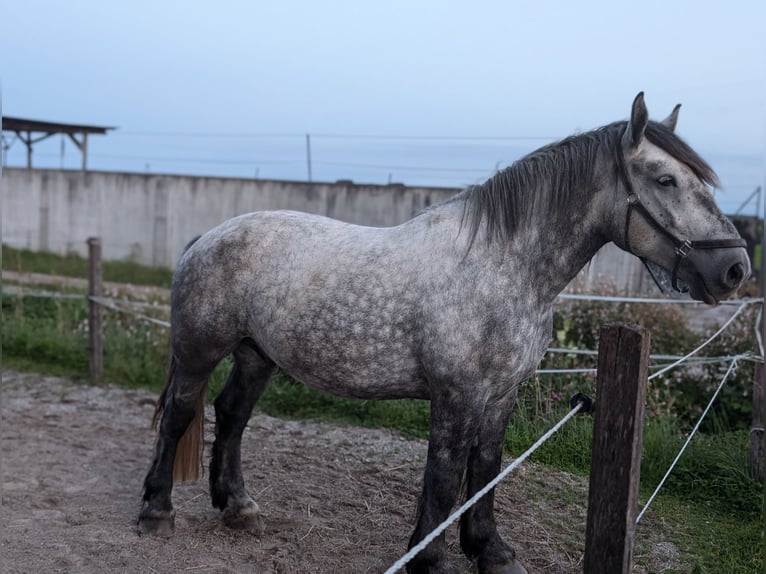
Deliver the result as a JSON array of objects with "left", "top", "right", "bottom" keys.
[{"left": 1, "top": 370, "right": 684, "bottom": 574}]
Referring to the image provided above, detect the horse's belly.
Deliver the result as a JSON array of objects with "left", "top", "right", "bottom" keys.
[{"left": 277, "top": 346, "right": 428, "bottom": 400}]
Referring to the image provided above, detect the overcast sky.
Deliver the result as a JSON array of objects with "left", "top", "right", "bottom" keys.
[{"left": 2, "top": 0, "right": 765, "bottom": 214}]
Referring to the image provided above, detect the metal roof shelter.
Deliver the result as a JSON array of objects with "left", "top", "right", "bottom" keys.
[{"left": 1, "top": 116, "right": 115, "bottom": 171}]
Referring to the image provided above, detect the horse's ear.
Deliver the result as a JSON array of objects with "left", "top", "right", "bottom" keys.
[
  {"left": 623, "top": 92, "right": 648, "bottom": 149},
  {"left": 661, "top": 104, "right": 681, "bottom": 132}
]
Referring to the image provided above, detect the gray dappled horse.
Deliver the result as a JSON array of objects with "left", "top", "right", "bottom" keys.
[{"left": 138, "top": 94, "right": 749, "bottom": 573}]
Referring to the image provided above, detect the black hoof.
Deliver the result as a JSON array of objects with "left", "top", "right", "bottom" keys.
[
  {"left": 137, "top": 509, "right": 175, "bottom": 537},
  {"left": 407, "top": 565, "right": 460, "bottom": 574},
  {"left": 482, "top": 560, "right": 528, "bottom": 574},
  {"left": 222, "top": 501, "right": 264, "bottom": 534}
]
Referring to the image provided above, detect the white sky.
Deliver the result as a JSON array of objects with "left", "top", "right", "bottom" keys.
[{"left": 2, "top": 0, "right": 765, "bottom": 214}]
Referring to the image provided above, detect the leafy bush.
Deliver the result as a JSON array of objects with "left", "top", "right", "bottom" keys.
[{"left": 549, "top": 290, "right": 759, "bottom": 431}]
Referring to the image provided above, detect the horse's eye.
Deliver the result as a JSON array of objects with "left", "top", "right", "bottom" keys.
[{"left": 657, "top": 175, "right": 676, "bottom": 187}]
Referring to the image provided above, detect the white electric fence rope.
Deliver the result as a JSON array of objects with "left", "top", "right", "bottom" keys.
[
  {"left": 648, "top": 301, "right": 753, "bottom": 381},
  {"left": 539, "top": 355, "right": 747, "bottom": 378},
  {"left": 5, "top": 285, "right": 760, "bottom": 547},
  {"left": 2, "top": 285, "right": 85, "bottom": 300},
  {"left": 88, "top": 295, "right": 171, "bottom": 328},
  {"left": 636, "top": 356, "right": 742, "bottom": 525},
  {"left": 650, "top": 355, "right": 753, "bottom": 370},
  {"left": 17, "top": 289, "right": 752, "bottom": 378},
  {"left": 536, "top": 368, "right": 598, "bottom": 375},
  {"left": 383, "top": 402, "right": 583, "bottom": 574},
  {"left": 558, "top": 293, "right": 760, "bottom": 306},
  {"left": 754, "top": 305, "right": 764, "bottom": 359},
  {"left": 548, "top": 346, "right": 744, "bottom": 363}
]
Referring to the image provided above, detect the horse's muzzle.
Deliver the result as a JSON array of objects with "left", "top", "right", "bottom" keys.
[{"left": 684, "top": 246, "right": 751, "bottom": 304}]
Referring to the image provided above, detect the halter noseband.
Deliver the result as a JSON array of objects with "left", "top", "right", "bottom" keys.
[{"left": 616, "top": 129, "right": 746, "bottom": 292}]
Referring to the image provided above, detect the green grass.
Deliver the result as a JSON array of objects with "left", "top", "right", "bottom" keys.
[
  {"left": 638, "top": 495, "right": 764, "bottom": 574},
  {"left": 641, "top": 417, "right": 763, "bottom": 516},
  {"left": 3, "top": 248, "right": 763, "bottom": 572},
  {"left": 3, "top": 244, "right": 174, "bottom": 287},
  {"left": 256, "top": 372, "right": 431, "bottom": 440},
  {"left": 2, "top": 296, "right": 90, "bottom": 378},
  {"left": 504, "top": 404, "right": 595, "bottom": 473},
  {"left": 5, "top": 289, "right": 759, "bottom": 507}
]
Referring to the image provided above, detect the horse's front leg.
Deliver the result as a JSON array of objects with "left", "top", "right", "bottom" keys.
[
  {"left": 407, "top": 391, "right": 480, "bottom": 574},
  {"left": 459, "top": 396, "right": 528, "bottom": 574}
]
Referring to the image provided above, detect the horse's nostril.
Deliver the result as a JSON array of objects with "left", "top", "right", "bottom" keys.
[{"left": 725, "top": 262, "right": 746, "bottom": 288}]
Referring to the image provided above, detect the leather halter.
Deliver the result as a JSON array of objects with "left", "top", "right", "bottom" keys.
[{"left": 616, "top": 129, "right": 746, "bottom": 292}]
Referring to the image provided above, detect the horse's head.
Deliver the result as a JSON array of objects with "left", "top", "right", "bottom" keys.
[{"left": 611, "top": 92, "right": 750, "bottom": 304}]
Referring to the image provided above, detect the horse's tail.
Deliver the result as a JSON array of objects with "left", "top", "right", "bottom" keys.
[
  {"left": 151, "top": 234, "right": 207, "bottom": 482},
  {"left": 152, "top": 353, "right": 207, "bottom": 482}
]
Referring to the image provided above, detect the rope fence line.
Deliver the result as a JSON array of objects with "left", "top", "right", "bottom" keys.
[
  {"left": 2, "top": 285, "right": 85, "bottom": 300},
  {"left": 1, "top": 286, "right": 170, "bottom": 311},
  {"left": 548, "top": 346, "right": 750, "bottom": 363},
  {"left": 540, "top": 352, "right": 760, "bottom": 377},
  {"left": 73, "top": 282, "right": 597, "bottom": 571},
  {"left": 79, "top": 288, "right": 765, "bottom": 556},
  {"left": 383, "top": 401, "right": 585, "bottom": 574},
  {"left": 5, "top": 284, "right": 760, "bottom": 309},
  {"left": 5, "top": 281, "right": 762, "bottom": 568},
  {"left": 636, "top": 355, "right": 742, "bottom": 524},
  {"left": 649, "top": 354, "right": 761, "bottom": 370},
  {"left": 88, "top": 295, "right": 171, "bottom": 328},
  {"left": 6, "top": 287, "right": 758, "bottom": 377},
  {"left": 557, "top": 293, "right": 761, "bottom": 306},
  {"left": 536, "top": 368, "right": 597, "bottom": 375},
  {"left": 648, "top": 300, "right": 755, "bottom": 381}
]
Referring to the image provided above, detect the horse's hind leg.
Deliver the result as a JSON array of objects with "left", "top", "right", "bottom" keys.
[
  {"left": 209, "top": 339, "right": 274, "bottom": 530},
  {"left": 138, "top": 360, "right": 215, "bottom": 536},
  {"left": 459, "top": 398, "right": 527, "bottom": 574}
]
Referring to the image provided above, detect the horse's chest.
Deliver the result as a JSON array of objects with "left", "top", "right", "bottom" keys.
[
  {"left": 423, "top": 299, "right": 552, "bottom": 389},
  {"left": 509, "top": 313, "right": 553, "bottom": 375}
]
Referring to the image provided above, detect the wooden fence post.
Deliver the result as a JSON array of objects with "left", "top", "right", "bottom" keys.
[
  {"left": 752, "top": 361, "right": 764, "bottom": 482},
  {"left": 584, "top": 323, "right": 650, "bottom": 574},
  {"left": 87, "top": 237, "right": 103, "bottom": 385}
]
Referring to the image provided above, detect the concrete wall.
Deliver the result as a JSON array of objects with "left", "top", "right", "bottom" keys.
[
  {"left": 2, "top": 168, "right": 456, "bottom": 268},
  {"left": 9, "top": 167, "right": 752, "bottom": 295}
]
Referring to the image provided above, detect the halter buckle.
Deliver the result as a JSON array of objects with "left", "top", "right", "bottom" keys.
[
  {"left": 675, "top": 240, "right": 693, "bottom": 259},
  {"left": 627, "top": 193, "right": 640, "bottom": 205}
]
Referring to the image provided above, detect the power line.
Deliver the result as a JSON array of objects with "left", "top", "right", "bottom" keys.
[
  {"left": 29, "top": 151, "right": 301, "bottom": 166},
  {"left": 116, "top": 130, "right": 557, "bottom": 142},
  {"left": 23, "top": 150, "right": 498, "bottom": 176},
  {"left": 313, "top": 160, "right": 492, "bottom": 173},
  {"left": 311, "top": 133, "right": 557, "bottom": 142},
  {"left": 94, "top": 153, "right": 300, "bottom": 166},
  {"left": 118, "top": 131, "right": 304, "bottom": 139}
]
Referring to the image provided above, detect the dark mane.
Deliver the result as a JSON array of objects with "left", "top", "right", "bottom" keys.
[{"left": 460, "top": 120, "right": 719, "bottom": 248}]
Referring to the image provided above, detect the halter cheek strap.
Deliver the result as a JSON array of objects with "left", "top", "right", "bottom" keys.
[{"left": 616, "top": 131, "right": 746, "bottom": 292}]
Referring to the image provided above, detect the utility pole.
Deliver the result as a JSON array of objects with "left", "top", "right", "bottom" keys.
[
  {"left": 306, "top": 133, "right": 312, "bottom": 182},
  {"left": 755, "top": 178, "right": 766, "bottom": 481}
]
